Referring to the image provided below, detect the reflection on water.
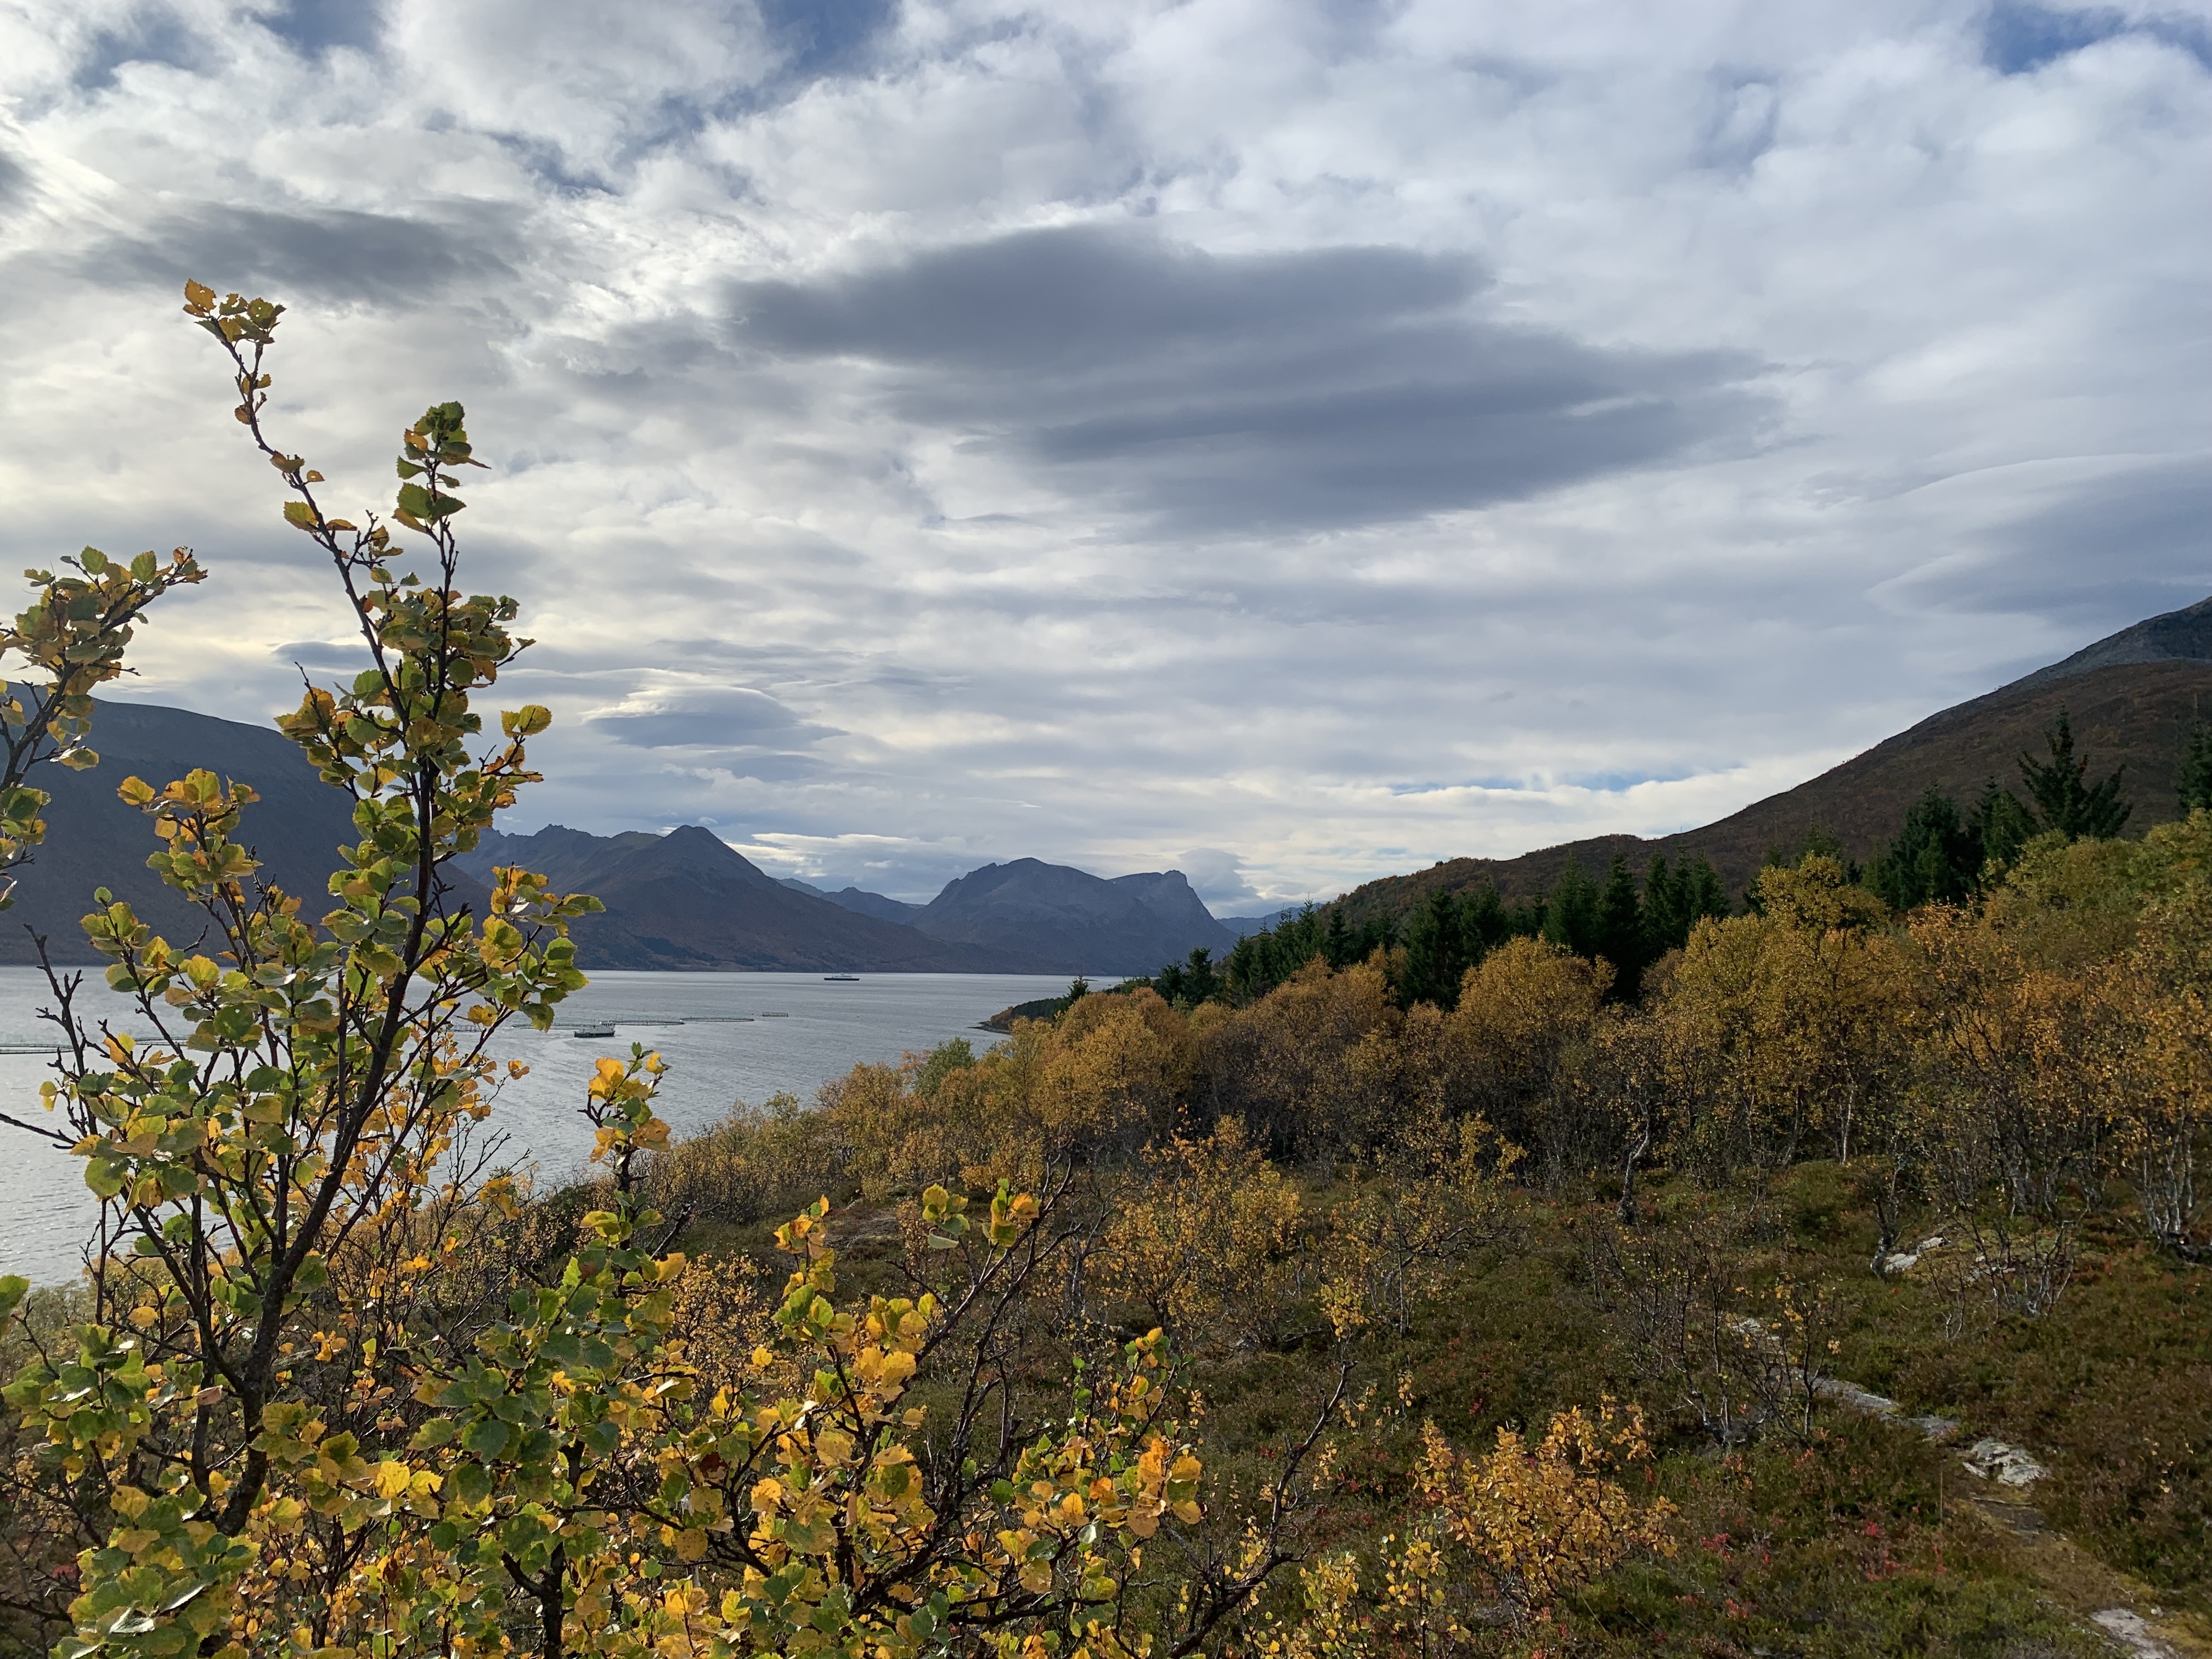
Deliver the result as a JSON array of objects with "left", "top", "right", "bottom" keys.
[{"left": 0, "top": 968, "right": 1080, "bottom": 1286}]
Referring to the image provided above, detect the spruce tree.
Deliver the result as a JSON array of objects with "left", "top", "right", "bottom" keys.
[
  {"left": 1323, "top": 902, "right": 1352, "bottom": 968},
  {"left": 1967, "top": 780, "right": 2037, "bottom": 876},
  {"left": 1401, "top": 887, "right": 1471, "bottom": 1008},
  {"left": 2018, "top": 708, "right": 2131, "bottom": 840},
  {"left": 1595, "top": 852, "right": 1645, "bottom": 998},
  {"left": 1462, "top": 881, "right": 1510, "bottom": 954},
  {"left": 1543, "top": 855, "right": 1602, "bottom": 958},
  {"left": 1681, "top": 854, "right": 1728, "bottom": 928},
  {"left": 1870, "top": 786, "right": 1980, "bottom": 912},
  {"left": 1641, "top": 854, "right": 1680, "bottom": 957},
  {"left": 2178, "top": 719, "right": 2212, "bottom": 816}
]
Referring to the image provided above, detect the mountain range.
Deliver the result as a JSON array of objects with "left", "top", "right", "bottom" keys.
[
  {"left": 0, "top": 707, "right": 1237, "bottom": 972},
  {"left": 5, "top": 594, "right": 2207, "bottom": 972},
  {"left": 455, "top": 834, "right": 1231, "bottom": 974}
]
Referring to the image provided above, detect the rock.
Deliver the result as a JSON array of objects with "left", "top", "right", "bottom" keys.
[
  {"left": 1962, "top": 1437, "right": 2049, "bottom": 1486},
  {"left": 1813, "top": 1377, "right": 1900, "bottom": 1416},
  {"left": 2090, "top": 1609, "right": 2180, "bottom": 1658},
  {"left": 1810, "top": 1375, "right": 1961, "bottom": 1442},
  {"left": 1877, "top": 1234, "right": 1945, "bottom": 1274}
]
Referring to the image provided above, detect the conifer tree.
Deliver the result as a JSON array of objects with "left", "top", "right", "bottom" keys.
[
  {"left": 1401, "top": 888, "right": 1471, "bottom": 1009},
  {"left": 2177, "top": 719, "right": 2212, "bottom": 815},
  {"left": 2018, "top": 708, "right": 2131, "bottom": 840},
  {"left": 1595, "top": 853, "right": 1645, "bottom": 999},
  {"left": 1967, "top": 778, "right": 2038, "bottom": 876},
  {"left": 1869, "top": 787, "right": 1980, "bottom": 912},
  {"left": 1542, "top": 856, "right": 1601, "bottom": 960}
]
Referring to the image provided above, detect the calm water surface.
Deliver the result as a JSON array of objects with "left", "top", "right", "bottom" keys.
[{"left": 0, "top": 968, "right": 1079, "bottom": 1285}]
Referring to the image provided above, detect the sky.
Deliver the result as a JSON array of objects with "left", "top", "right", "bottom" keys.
[{"left": 0, "top": 0, "right": 2207, "bottom": 910}]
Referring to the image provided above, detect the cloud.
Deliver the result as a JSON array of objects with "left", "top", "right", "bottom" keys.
[
  {"left": 1172, "top": 847, "right": 1262, "bottom": 909},
  {"left": 728, "top": 225, "right": 1774, "bottom": 534},
  {"left": 585, "top": 683, "right": 840, "bottom": 753},
  {"left": 0, "top": 0, "right": 2207, "bottom": 911},
  {"left": 91, "top": 204, "right": 522, "bottom": 306},
  {"left": 1876, "top": 456, "right": 2212, "bottom": 635}
]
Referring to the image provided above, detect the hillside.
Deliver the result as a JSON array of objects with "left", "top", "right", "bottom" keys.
[
  {"left": 0, "top": 699, "right": 369, "bottom": 965},
  {"left": 459, "top": 826, "right": 1041, "bottom": 972},
  {"left": 909, "top": 858, "right": 1232, "bottom": 974},
  {"left": 1334, "top": 598, "right": 2212, "bottom": 926}
]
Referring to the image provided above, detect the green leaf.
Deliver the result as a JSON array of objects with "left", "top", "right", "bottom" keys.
[
  {"left": 396, "top": 482, "right": 464, "bottom": 521},
  {"left": 281, "top": 501, "right": 318, "bottom": 530},
  {"left": 0, "top": 1276, "right": 27, "bottom": 1320},
  {"left": 449, "top": 1461, "right": 491, "bottom": 1506},
  {"left": 460, "top": 1418, "right": 510, "bottom": 1459}
]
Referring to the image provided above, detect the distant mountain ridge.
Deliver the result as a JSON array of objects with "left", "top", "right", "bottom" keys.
[
  {"left": 458, "top": 827, "right": 1037, "bottom": 972},
  {"left": 907, "top": 858, "right": 1232, "bottom": 975},
  {"left": 0, "top": 695, "right": 1238, "bottom": 974},
  {"left": 1330, "top": 596, "right": 2212, "bottom": 928},
  {"left": 0, "top": 699, "right": 371, "bottom": 966},
  {"left": 787, "top": 861, "right": 1237, "bottom": 974},
  {"left": 31, "top": 595, "right": 2198, "bottom": 975},
  {"left": 778, "top": 878, "right": 921, "bottom": 924}
]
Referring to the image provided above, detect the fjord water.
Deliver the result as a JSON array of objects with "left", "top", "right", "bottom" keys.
[{"left": 0, "top": 968, "right": 1076, "bottom": 1286}]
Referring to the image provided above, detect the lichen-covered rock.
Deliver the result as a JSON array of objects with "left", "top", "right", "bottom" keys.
[{"left": 1962, "top": 1437, "right": 2048, "bottom": 1486}]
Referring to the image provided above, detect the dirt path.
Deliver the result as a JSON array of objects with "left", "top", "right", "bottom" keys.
[
  {"left": 1951, "top": 1484, "right": 2211, "bottom": 1659},
  {"left": 1813, "top": 1371, "right": 2211, "bottom": 1658}
]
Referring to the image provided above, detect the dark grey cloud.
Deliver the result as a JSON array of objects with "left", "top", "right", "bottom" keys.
[
  {"left": 92, "top": 203, "right": 520, "bottom": 306},
  {"left": 1983, "top": 2, "right": 2212, "bottom": 74},
  {"left": 732, "top": 225, "right": 1475, "bottom": 371},
  {"left": 586, "top": 685, "right": 839, "bottom": 751},
  {"left": 726, "top": 225, "right": 1771, "bottom": 534}
]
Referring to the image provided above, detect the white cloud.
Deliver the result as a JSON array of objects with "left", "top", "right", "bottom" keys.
[{"left": 1, "top": 0, "right": 2207, "bottom": 901}]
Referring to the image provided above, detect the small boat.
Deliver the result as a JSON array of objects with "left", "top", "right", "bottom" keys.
[
  {"left": 823, "top": 974, "right": 860, "bottom": 982},
  {"left": 760, "top": 1011, "right": 789, "bottom": 1019},
  {"left": 571, "top": 1023, "right": 617, "bottom": 1039}
]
